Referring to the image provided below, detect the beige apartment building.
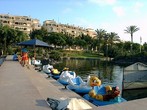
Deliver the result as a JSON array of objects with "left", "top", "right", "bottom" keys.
[
  {"left": 0, "top": 14, "right": 41, "bottom": 34},
  {"left": 0, "top": 14, "right": 96, "bottom": 38},
  {"left": 43, "top": 20, "right": 96, "bottom": 38}
]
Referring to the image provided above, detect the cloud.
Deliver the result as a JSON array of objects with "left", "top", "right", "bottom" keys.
[
  {"left": 62, "top": 8, "right": 72, "bottom": 14},
  {"left": 112, "top": 6, "right": 125, "bottom": 17},
  {"left": 74, "top": 1, "right": 84, "bottom": 7},
  {"left": 133, "top": 2, "right": 143, "bottom": 13},
  {"left": 88, "top": 0, "right": 116, "bottom": 6}
]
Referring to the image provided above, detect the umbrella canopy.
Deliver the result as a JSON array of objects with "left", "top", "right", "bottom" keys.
[
  {"left": 17, "top": 39, "right": 49, "bottom": 47},
  {"left": 17, "top": 39, "right": 50, "bottom": 58}
]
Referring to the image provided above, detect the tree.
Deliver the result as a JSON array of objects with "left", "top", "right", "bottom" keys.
[
  {"left": 0, "top": 25, "right": 9, "bottom": 54},
  {"left": 74, "top": 36, "right": 86, "bottom": 49},
  {"left": 95, "top": 29, "right": 107, "bottom": 54},
  {"left": 44, "top": 32, "right": 66, "bottom": 48},
  {"left": 65, "top": 34, "right": 75, "bottom": 50},
  {"left": 108, "top": 32, "right": 120, "bottom": 47},
  {"left": 30, "top": 27, "right": 48, "bottom": 41},
  {"left": 124, "top": 25, "right": 139, "bottom": 43},
  {"left": 102, "top": 33, "right": 109, "bottom": 57},
  {"left": 0, "top": 25, "right": 28, "bottom": 54},
  {"left": 122, "top": 41, "right": 132, "bottom": 52},
  {"left": 103, "top": 32, "right": 120, "bottom": 58},
  {"left": 80, "top": 34, "right": 92, "bottom": 50},
  {"left": 15, "top": 30, "right": 28, "bottom": 43},
  {"left": 124, "top": 25, "right": 139, "bottom": 52}
]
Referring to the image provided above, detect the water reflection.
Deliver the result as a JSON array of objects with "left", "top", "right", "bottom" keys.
[
  {"left": 54, "top": 59, "right": 123, "bottom": 89},
  {"left": 52, "top": 58, "right": 147, "bottom": 100}
]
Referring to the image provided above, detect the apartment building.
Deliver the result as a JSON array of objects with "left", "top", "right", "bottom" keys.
[
  {"left": 43, "top": 20, "right": 96, "bottom": 38},
  {"left": 0, "top": 14, "right": 41, "bottom": 34}
]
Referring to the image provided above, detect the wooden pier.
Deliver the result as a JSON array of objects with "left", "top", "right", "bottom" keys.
[{"left": 0, "top": 55, "right": 147, "bottom": 110}]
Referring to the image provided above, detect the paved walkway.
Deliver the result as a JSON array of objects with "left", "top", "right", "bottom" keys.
[
  {"left": 0, "top": 56, "right": 50, "bottom": 110},
  {"left": 0, "top": 56, "right": 97, "bottom": 110}
]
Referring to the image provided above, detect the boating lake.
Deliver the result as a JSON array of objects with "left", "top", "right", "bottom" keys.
[{"left": 43, "top": 58, "right": 147, "bottom": 101}]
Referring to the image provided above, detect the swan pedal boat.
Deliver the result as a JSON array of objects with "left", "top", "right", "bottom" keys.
[
  {"left": 32, "top": 59, "right": 42, "bottom": 66},
  {"left": 57, "top": 71, "right": 76, "bottom": 87},
  {"left": 67, "top": 76, "right": 92, "bottom": 94},
  {"left": 42, "top": 64, "right": 53, "bottom": 74}
]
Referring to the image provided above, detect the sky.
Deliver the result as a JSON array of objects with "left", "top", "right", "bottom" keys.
[{"left": 0, "top": 0, "right": 147, "bottom": 44}]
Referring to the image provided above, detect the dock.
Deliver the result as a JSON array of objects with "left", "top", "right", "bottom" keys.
[
  {"left": 124, "top": 82, "right": 147, "bottom": 90},
  {"left": 0, "top": 55, "right": 147, "bottom": 110},
  {"left": 0, "top": 56, "right": 97, "bottom": 110}
]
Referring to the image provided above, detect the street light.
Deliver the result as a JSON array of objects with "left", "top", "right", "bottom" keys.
[
  {"left": 140, "top": 36, "right": 142, "bottom": 53},
  {"left": 106, "top": 44, "right": 108, "bottom": 60},
  {"left": 130, "top": 43, "right": 132, "bottom": 53}
]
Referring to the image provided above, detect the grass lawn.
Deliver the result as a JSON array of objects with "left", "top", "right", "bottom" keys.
[{"left": 61, "top": 50, "right": 104, "bottom": 59}]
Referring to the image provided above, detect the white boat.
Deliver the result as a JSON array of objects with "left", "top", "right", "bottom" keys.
[
  {"left": 57, "top": 70, "right": 76, "bottom": 86},
  {"left": 42, "top": 64, "right": 54, "bottom": 74},
  {"left": 31, "top": 59, "right": 42, "bottom": 66}
]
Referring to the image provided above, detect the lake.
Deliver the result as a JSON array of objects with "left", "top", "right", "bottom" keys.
[{"left": 43, "top": 58, "right": 147, "bottom": 101}]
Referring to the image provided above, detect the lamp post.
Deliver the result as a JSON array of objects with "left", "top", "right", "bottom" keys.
[
  {"left": 140, "top": 36, "right": 142, "bottom": 53},
  {"left": 106, "top": 43, "right": 108, "bottom": 61},
  {"left": 130, "top": 43, "right": 132, "bottom": 53}
]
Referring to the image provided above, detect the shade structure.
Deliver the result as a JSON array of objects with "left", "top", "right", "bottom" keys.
[
  {"left": 17, "top": 39, "right": 49, "bottom": 47},
  {"left": 17, "top": 39, "right": 50, "bottom": 58}
]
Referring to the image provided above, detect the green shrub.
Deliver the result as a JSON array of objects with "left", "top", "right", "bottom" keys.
[
  {"left": 7, "top": 46, "right": 13, "bottom": 55},
  {"left": 49, "top": 50, "right": 61, "bottom": 61}
]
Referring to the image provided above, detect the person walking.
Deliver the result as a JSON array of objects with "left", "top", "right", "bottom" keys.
[{"left": 21, "top": 46, "right": 29, "bottom": 68}]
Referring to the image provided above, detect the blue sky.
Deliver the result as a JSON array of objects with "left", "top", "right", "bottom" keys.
[{"left": 1, "top": 0, "right": 147, "bottom": 44}]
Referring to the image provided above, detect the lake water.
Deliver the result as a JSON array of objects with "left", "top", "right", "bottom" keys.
[
  {"left": 54, "top": 58, "right": 123, "bottom": 88},
  {"left": 44, "top": 58, "right": 147, "bottom": 101}
]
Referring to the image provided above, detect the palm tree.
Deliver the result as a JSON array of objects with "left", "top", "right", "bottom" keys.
[
  {"left": 108, "top": 32, "right": 120, "bottom": 47},
  {"left": 124, "top": 25, "right": 139, "bottom": 52},
  {"left": 1, "top": 25, "right": 9, "bottom": 54},
  {"left": 99, "top": 33, "right": 110, "bottom": 58},
  {"left": 95, "top": 29, "right": 107, "bottom": 54},
  {"left": 124, "top": 25, "right": 139, "bottom": 43}
]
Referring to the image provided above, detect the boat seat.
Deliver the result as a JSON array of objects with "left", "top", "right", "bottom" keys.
[
  {"left": 94, "top": 85, "right": 106, "bottom": 95},
  {"left": 72, "top": 77, "right": 81, "bottom": 85}
]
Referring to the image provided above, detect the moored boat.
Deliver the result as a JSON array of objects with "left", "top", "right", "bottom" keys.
[
  {"left": 50, "top": 69, "right": 61, "bottom": 80},
  {"left": 42, "top": 64, "right": 53, "bottom": 74},
  {"left": 42, "top": 64, "right": 61, "bottom": 79},
  {"left": 57, "top": 68, "right": 76, "bottom": 87},
  {"left": 31, "top": 59, "right": 42, "bottom": 66},
  {"left": 67, "top": 76, "right": 92, "bottom": 94},
  {"left": 83, "top": 85, "right": 127, "bottom": 106}
]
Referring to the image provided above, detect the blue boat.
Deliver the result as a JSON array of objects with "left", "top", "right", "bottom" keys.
[
  {"left": 48, "top": 69, "right": 61, "bottom": 80},
  {"left": 67, "top": 76, "right": 92, "bottom": 94},
  {"left": 51, "top": 72, "right": 61, "bottom": 80},
  {"left": 42, "top": 64, "right": 61, "bottom": 80},
  {"left": 83, "top": 85, "right": 127, "bottom": 106}
]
